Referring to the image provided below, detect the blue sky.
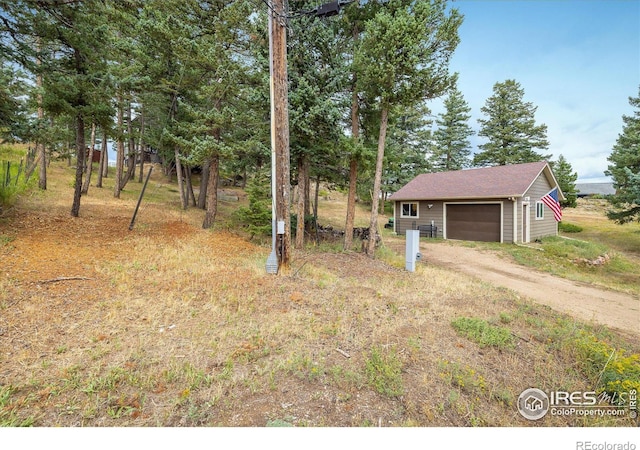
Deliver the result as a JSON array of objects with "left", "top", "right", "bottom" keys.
[{"left": 433, "top": 0, "right": 640, "bottom": 182}]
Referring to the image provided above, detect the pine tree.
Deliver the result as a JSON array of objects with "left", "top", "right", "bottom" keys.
[
  {"left": 0, "top": 59, "right": 26, "bottom": 140},
  {"left": 383, "top": 102, "right": 432, "bottom": 196},
  {"left": 1, "top": 0, "right": 117, "bottom": 216},
  {"left": 287, "top": 10, "right": 346, "bottom": 248},
  {"left": 605, "top": 86, "right": 640, "bottom": 223},
  {"left": 432, "top": 86, "right": 473, "bottom": 171},
  {"left": 474, "top": 79, "right": 550, "bottom": 167},
  {"left": 551, "top": 154, "right": 578, "bottom": 208},
  {"left": 355, "top": 0, "right": 462, "bottom": 255}
]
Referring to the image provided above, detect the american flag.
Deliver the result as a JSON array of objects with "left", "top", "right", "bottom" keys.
[{"left": 541, "top": 187, "right": 562, "bottom": 222}]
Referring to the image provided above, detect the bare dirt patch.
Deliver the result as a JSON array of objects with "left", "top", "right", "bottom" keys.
[{"left": 416, "top": 242, "right": 639, "bottom": 337}]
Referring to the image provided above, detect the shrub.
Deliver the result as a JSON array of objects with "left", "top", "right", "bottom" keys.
[
  {"left": 559, "top": 222, "right": 583, "bottom": 233},
  {"left": 0, "top": 147, "right": 37, "bottom": 214},
  {"left": 572, "top": 332, "right": 640, "bottom": 402},
  {"left": 234, "top": 171, "right": 271, "bottom": 238},
  {"left": 451, "top": 317, "right": 514, "bottom": 349},
  {"left": 365, "top": 345, "right": 404, "bottom": 397}
]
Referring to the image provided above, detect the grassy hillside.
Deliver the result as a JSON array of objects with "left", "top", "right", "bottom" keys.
[{"left": 0, "top": 161, "right": 638, "bottom": 428}]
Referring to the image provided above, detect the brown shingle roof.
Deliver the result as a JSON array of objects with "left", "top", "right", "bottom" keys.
[{"left": 389, "top": 161, "right": 553, "bottom": 201}]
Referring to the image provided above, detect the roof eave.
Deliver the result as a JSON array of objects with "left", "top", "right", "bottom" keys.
[{"left": 391, "top": 195, "right": 524, "bottom": 202}]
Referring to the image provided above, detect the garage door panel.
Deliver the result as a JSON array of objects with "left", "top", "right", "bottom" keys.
[{"left": 447, "top": 204, "right": 500, "bottom": 242}]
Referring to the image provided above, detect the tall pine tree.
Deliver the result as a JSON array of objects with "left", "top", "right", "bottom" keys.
[
  {"left": 551, "top": 154, "right": 578, "bottom": 208},
  {"left": 431, "top": 86, "right": 473, "bottom": 171},
  {"left": 355, "top": 0, "right": 462, "bottom": 255},
  {"left": 474, "top": 79, "right": 550, "bottom": 167}
]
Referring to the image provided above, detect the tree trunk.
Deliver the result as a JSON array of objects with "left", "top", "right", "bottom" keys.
[
  {"left": 127, "top": 102, "right": 136, "bottom": 182},
  {"left": 344, "top": 69, "right": 360, "bottom": 250},
  {"left": 71, "top": 113, "right": 85, "bottom": 217},
  {"left": 114, "top": 94, "right": 124, "bottom": 198},
  {"left": 367, "top": 107, "right": 389, "bottom": 256},
  {"left": 344, "top": 157, "right": 358, "bottom": 250},
  {"left": 81, "top": 123, "right": 96, "bottom": 194},
  {"left": 174, "top": 148, "right": 187, "bottom": 209},
  {"left": 36, "top": 69, "right": 46, "bottom": 190},
  {"left": 295, "top": 155, "right": 308, "bottom": 249},
  {"left": 121, "top": 143, "right": 135, "bottom": 189},
  {"left": 313, "top": 175, "right": 320, "bottom": 242},
  {"left": 304, "top": 167, "right": 311, "bottom": 219},
  {"left": 185, "top": 165, "right": 196, "bottom": 207},
  {"left": 202, "top": 154, "right": 219, "bottom": 229},
  {"left": 25, "top": 150, "right": 41, "bottom": 182},
  {"left": 96, "top": 129, "right": 107, "bottom": 188},
  {"left": 101, "top": 129, "right": 108, "bottom": 179},
  {"left": 117, "top": 102, "right": 135, "bottom": 191},
  {"left": 197, "top": 158, "right": 210, "bottom": 209},
  {"left": 137, "top": 108, "right": 145, "bottom": 183}
]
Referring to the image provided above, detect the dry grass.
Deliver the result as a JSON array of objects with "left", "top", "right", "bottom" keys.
[
  {"left": 562, "top": 198, "right": 640, "bottom": 258},
  {"left": 0, "top": 161, "right": 639, "bottom": 428}
]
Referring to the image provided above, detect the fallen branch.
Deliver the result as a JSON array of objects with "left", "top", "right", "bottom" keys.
[
  {"left": 335, "top": 348, "right": 351, "bottom": 359},
  {"left": 38, "top": 276, "right": 92, "bottom": 284}
]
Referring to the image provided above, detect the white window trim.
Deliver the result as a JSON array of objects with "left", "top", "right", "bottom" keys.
[
  {"left": 522, "top": 202, "right": 531, "bottom": 243},
  {"left": 401, "top": 202, "right": 419, "bottom": 218},
  {"left": 535, "top": 201, "right": 544, "bottom": 220}
]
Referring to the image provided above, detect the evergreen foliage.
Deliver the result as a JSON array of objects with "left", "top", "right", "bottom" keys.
[
  {"left": 383, "top": 102, "right": 433, "bottom": 194},
  {"left": 474, "top": 79, "right": 550, "bottom": 167},
  {"left": 551, "top": 154, "right": 578, "bottom": 208},
  {"left": 235, "top": 171, "right": 272, "bottom": 238},
  {"left": 0, "top": 60, "right": 27, "bottom": 141},
  {"left": 432, "top": 86, "right": 473, "bottom": 171},
  {"left": 605, "top": 86, "right": 640, "bottom": 223}
]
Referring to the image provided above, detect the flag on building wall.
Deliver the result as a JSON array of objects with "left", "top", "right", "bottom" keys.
[{"left": 541, "top": 187, "right": 562, "bottom": 222}]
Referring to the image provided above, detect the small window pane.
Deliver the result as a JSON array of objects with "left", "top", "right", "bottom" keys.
[
  {"left": 536, "top": 202, "right": 544, "bottom": 219},
  {"left": 402, "top": 202, "right": 418, "bottom": 217}
]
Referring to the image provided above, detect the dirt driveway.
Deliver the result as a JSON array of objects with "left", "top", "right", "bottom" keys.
[{"left": 418, "top": 241, "right": 640, "bottom": 336}]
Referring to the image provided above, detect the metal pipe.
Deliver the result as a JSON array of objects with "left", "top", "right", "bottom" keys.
[
  {"left": 129, "top": 166, "right": 153, "bottom": 231},
  {"left": 266, "top": 1, "right": 279, "bottom": 274}
]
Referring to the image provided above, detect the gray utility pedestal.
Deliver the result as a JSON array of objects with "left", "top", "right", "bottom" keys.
[{"left": 405, "top": 229, "right": 421, "bottom": 272}]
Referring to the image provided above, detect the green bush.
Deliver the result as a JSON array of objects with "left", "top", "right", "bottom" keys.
[
  {"left": 559, "top": 222, "right": 583, "bottom": 233},
  {"left": 0, "top": 146, "right": 37, "bottom": 213},
  {"left": 234, "top": 171, "right": 272, "bottom": 238}
]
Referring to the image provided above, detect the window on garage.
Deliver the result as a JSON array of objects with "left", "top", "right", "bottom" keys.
[
  {"left": 536, "top": 201, "right": 544, "bottom": 220},
  {"left": 401, "top": 202, "right": 419, "bottom": 218}
]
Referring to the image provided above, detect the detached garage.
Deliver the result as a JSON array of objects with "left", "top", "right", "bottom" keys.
[{"left": 389, "top": 161, "right": 565, "bottom": 244}]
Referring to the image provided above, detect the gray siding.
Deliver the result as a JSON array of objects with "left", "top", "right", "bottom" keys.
[
  {"left": 395, "top": 199, "right": 514, "bottom": 242},
  {"left": 394, "top": 200, "right": 444, "bottom": 238},
  {"left": 524, "top": 174, "right": 558, "bottom": 240},
  {"left": 391, "top": 165, "right": 560, "bottom": 244},
  {"left": 503, "top": 200, "right": 514, "bottom": 243}
]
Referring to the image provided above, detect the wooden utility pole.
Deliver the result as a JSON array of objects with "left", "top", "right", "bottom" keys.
[{"left": 269, "top": 0, "right": 291, "bottom": 271}]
